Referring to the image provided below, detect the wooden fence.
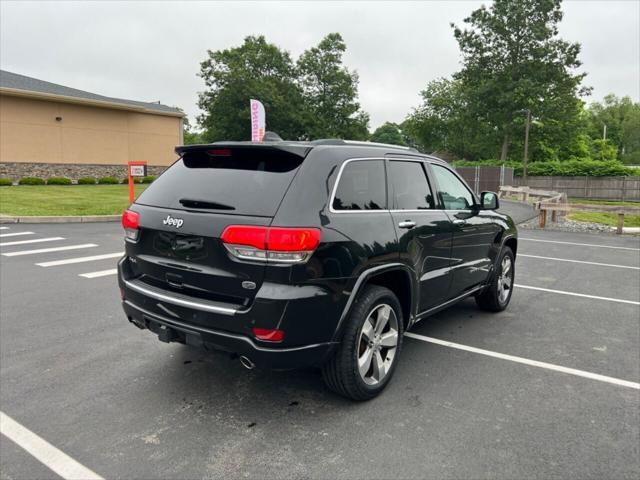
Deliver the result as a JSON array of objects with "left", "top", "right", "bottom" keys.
[
  {"left": 455, "top": 166, "right": 515, "bottom": 194},
  {"left": 512, "top": 176, "right": 640, "bottom": 201}
]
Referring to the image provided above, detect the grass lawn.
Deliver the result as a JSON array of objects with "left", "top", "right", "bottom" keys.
[
  {"left": 0, "top": 185, "right": 148, "bottom": 216},
  {"left": 567, "top": 198, "right": 640, "bottom": 227}
]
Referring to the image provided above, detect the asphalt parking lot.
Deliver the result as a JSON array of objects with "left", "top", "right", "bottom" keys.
[{"left": 1, "top": 219, "right": 639, "bottom": 479}]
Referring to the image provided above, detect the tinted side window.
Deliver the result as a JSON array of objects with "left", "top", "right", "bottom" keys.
[
  {"left": 389, "top": 161, "right": 434, "bottom": 210},
  {"left": 333, "top": 160, "right": 386, "bottom": 211},
  {"left": 431, "top": 164, "right": 475, "bottom": 210}
]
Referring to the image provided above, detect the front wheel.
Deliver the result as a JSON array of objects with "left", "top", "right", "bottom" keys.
[
  {"left": 475, "top": 246, "right": 515, "bottom": 312},
  {"left": 322, "top": 285, "right": 404, "bottom": 401}
]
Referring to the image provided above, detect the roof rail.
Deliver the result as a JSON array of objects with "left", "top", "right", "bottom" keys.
[{"left": 311, "top": 139, "right": 419, "bottom": 152}]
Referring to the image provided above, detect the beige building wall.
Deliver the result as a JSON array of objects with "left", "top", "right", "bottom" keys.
[{"left": 0, "top": 94, "right": 182, "bottom": 166}]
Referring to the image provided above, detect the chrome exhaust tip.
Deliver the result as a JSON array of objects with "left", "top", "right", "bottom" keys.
[{"left": 239, "top": 355, "right": 255, "bottom": 370}]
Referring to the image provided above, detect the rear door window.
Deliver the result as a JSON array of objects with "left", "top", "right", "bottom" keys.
[
  {"left": 135, "top": 148, "right": 303, "bottom": 217},
  {"left": 332, "top": 160, "right": 386, "bottom": 211},
  {"left": 388, "top": 161, "right": 435, "bottom": 210}
]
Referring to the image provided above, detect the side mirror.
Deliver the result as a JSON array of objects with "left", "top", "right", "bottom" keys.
[{"left": 480, "top": 191, "right": 499, "bottom": 210}]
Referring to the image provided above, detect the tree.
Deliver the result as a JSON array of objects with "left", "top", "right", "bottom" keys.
[
  {"left": 451, "top": 0, "right": 589, "bottom": 161},
  {"left": 197, "top": 36, "right": 306, "bottom": 141},
  {"left": 404, "top": 78, "right": 496, "bottom": 159},
  {"left": 297, "top": 33, "right": 369, "bottom": 140},
  {"left": 587, "top": 94, "right": 640, "bottom": 163},
  {"left": 182, "top": 117, "right": 204, "bottom": 145},
  {"left": 369, "top": 122, "right": 406, "bottom": 146}
]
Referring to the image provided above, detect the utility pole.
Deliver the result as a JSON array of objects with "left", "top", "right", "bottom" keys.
[
  {"left": 603, "top": 124, "right": 607, "bottom": 141},
  {"left": 523, "top": 109, "right": 531, "bottom": 184}
]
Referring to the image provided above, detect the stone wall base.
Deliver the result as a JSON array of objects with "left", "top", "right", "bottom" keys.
[{"left": 0, "top": 162, "right": 168, "bottom": 183}]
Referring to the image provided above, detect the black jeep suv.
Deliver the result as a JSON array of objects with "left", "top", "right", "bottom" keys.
[{"left": 118, "top": 139, "right": 517, "bottom": 400}]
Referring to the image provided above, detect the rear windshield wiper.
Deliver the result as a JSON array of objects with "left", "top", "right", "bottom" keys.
[{"left": 179, "top": 198, "right": 235, "bottom": 211}]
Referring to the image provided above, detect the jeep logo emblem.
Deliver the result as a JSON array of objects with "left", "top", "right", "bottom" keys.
[{"left": 162, "top": 215, "right": 184, "bottom": 229}]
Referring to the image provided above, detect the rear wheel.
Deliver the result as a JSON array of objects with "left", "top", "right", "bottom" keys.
[
  {"left": 322, "top": 285, "right": 403, "bottom": 401},
  {"left": 476, "top": 246, "right": 515, "bottom": 312}
]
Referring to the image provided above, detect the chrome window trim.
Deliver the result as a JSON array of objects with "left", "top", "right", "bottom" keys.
[{"left": 328, "top": 157, "right": 389, "bottom": 214}]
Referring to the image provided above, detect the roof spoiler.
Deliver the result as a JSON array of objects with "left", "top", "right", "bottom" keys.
[{"left": 175, "top": 142, "right": 312, "bottom": 158}]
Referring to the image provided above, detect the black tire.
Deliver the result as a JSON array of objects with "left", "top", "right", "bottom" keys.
[
  {"left": 475, "top": 246, "right": 515, "bottom": 312},
  {"left": 322, "top": 285, "right": 404, "bottom": 401}
]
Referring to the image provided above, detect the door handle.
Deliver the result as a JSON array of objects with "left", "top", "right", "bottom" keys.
[
  {"left": 398, "top": 220, "right": 416, "bottom": 229},
  {"left": 453, "top": 219, "right": 467, "bottom": 226}
]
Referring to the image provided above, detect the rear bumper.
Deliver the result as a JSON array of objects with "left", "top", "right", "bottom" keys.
[{"left": 117, "top": 256, "right": 342, "bottom": 369}]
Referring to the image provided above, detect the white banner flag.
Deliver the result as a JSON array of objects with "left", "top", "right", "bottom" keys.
[{"left": 250, "top": 99, "right": 266, "bottom": 142}]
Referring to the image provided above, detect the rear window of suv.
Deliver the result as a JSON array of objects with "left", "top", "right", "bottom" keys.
[{"left": 136, "top": 148, "right": 304, "bottom": 217}]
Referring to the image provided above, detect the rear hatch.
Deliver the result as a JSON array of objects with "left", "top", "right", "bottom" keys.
[{"left": 125, "top": 144, "right": 310, "bottom": 314}]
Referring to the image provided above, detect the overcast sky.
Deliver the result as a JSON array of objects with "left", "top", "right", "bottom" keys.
[{"left": 1, "top": 1, "right": 638, "bottom": 130}]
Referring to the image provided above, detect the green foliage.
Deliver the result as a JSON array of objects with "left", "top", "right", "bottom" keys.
[
  {"left": 297, "top": 33, "right": 369, "bottom": 140},
  {"left": 590, "top": 139, "right": 618, "bottom": 162},
  {"left": 197, "top": 34, "right": 369, "bottom": 141},
  {"left": 18, "top": 177, "right": 46, "bottom": 185},
  {"left": 369, "top": 122, "right": 407, "bottom": 146},
  {"left": 0, "top": 178, "right": 12, "bottom": 186},
  {"left": 407, "top": 0, "right": 590, "bottom": 163},
  {"left": 453, "top": 159, "right": 639, "bottom": 177},
  {"left": 97, "top": 176, "right": 119, "bottom": 185},
  {"left": 140, "top": 175, "right": 156, "bottom": 184},
  {"left": 586, "top": 94, "right": 640, "bottom": 163},
  {"left": 198, "top": 36, "right": 306, "bottom": 142},
  {"left": 182, "top": 117, "right": 205, "bottom": 145},
  {"left": 46, "top": 177, "right": 72, "bottom": 185},
  {"left": 77, "top": 176, "right": 97, "bottom": 185}
]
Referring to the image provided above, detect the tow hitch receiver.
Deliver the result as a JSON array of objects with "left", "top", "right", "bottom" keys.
[{"left": 157, "top": 324, "right": 178, "bottom": 343}]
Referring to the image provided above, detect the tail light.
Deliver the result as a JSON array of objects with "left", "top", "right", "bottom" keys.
[
  {"left": 221, "top": 225, "right": 321, "bottom": 264},
  {"left": 252, "top": 327, "right": 285, "bottom": 342},
  {"left": 122, "top": 209, "right": 140, "bottom": 242}
]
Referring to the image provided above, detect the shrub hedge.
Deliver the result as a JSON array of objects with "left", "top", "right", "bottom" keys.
[
  {"left": 98, "top": 176, "right": 119, "bottom": 185},
  {"left": 46, "top": 177, "right": 72, "bottom": 185},
  {"left": 140, "top": 175, "right": 156, "bottom": 184},
  {"left": 77, "top": 176, "right": 97, "bottom": 185},
  {"left": 18, "top": 177, "right": 46, "bottom": 185},
  {"left": 452, "top": 159, "right": 640, "bottom": 177},
  {"left": 0, "top": 178, "right": 12, "bottom": 186}
]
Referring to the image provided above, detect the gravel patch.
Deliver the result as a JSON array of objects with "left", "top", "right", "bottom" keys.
[{"left": 519, "top": 215, "right": 625, "bottom": 235}]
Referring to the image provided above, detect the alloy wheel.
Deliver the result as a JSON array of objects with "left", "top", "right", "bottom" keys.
[{"left": 357, "top": 304, "right": 399, "bottom": 386}]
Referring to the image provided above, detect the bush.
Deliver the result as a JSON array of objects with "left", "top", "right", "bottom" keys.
[
  {"left": 97, "top": 176, "right": 119, "bottom": 185},
  {"left": 452, "top": 159, "right": 640, "bottom": 177},
  {"left": 18, "top": 177, "right": 46, "bottom": 185},
  {"left": 0, "top": 178, "right": 12, "bottom": 186},
  {"left": 77, "top": 176, "right": 97, "bottom": 185},
  {"left": 140, "top": 175, "right": 156, "bottom": 184},
  {"left": 46, "top": 177, "right": 72, "bottom": 185}
]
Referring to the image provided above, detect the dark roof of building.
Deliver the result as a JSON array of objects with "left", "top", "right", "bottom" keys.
[{"left": 0, "top": 70, "right": 183, "bottom": 116}]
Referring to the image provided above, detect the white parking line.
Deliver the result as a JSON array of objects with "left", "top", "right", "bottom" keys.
[
  {"left": 0, "top": 411, "right": 104, "bottom": 480},
  {"left": 79, "top": 268, "right": 117, "bottom": 278},
  {"left": 0, "top": 226, "right": 9, "bottom": 230},
  {"left": 37, "top": 252, "right": 123, "bottom": 267},
  {"left": 515, "top": 283, "right": 640, "bottom": 305},
  {"left": 405, "top": 332, "right": 640, "bottom": 390},
  {"left": 2, "top": 244, "right": 98, "bottom": 257},
  {"left": 519, "top": 253, "right": 640, "bottom": 270},
  {"left": 0, "top": 237, "right": 64, "bottom": 247},
  {"left": 520, "top": 237, "right": 640, "bottom": 251},
  {"left": 0, "top": 231, "right": 34, "bottom": 238}
]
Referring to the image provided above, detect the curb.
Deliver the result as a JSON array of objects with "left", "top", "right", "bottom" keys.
[{"left": 0, "top": 215, "right": 120, "bottom": 224}]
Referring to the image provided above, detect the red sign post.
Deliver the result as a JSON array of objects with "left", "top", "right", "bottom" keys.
[{"left": 127, "top": 160, "right": 148, "bottom": 204}]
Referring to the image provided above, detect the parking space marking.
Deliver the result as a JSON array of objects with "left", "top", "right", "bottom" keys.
[
  {"left": 37, "top": 252, "right": 123, "bottom": 267},
  {"left": 405, "top": 333, "right": 640, "bottom": 390},
  {"left": 0, "top": 237, "right": 64, "bottom": 247},
  {"left": 519, "top": 253, "right": 640, "bottom": 270},
  {"left": 2, "top": 244, "right": 98, "bottom": 257},
  {"left": 79, "top": 268, "right": 117, "bottom": 278},
  {"left": 0, "top": 411, "right": 104, "bottom": 480},
  {"left": 515, "top": 284, "right": 640, "bottom": 305},
  {"left": 0, "top": 232, "right": 34, "bottom": 238},
  {"left": 0, "top": 226, "right": 9, "bottom": 230},
  {"left": 520, "top": 237, "right": 640, "bottom": 251}
]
